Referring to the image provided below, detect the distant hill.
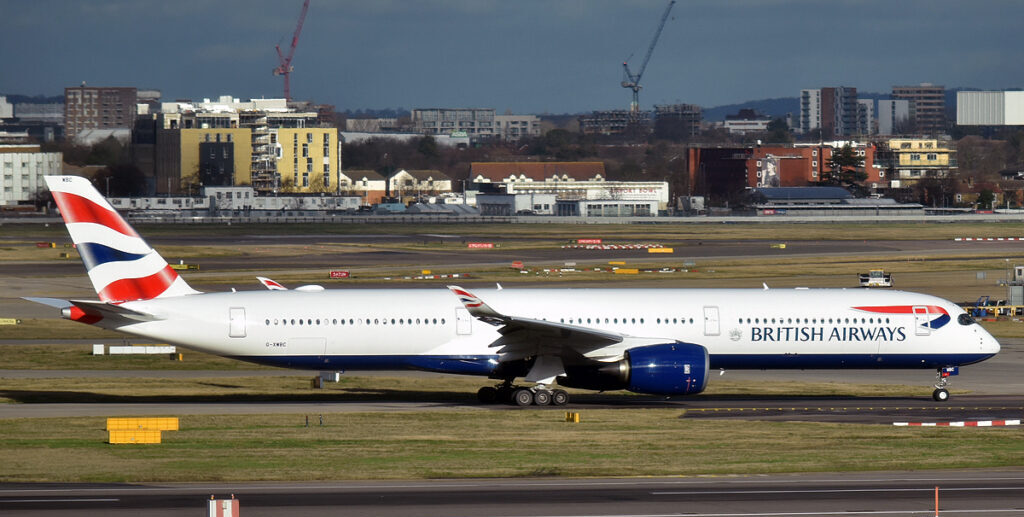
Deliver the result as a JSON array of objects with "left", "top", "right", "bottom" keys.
[
  {"left": 702, "top": 97, "right": 798, "bottom": 121},
  {"left": 1, "top": 94, "right": 63, "bottom": 104}
]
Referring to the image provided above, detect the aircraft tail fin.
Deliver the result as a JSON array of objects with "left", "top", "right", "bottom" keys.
[{"left": 44, "top": 175, "right": 200, "bottom": 303}]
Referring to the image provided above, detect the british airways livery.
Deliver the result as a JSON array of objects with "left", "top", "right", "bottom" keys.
[{"left": 28, "top": 175, "right": 1000, "bottom": 405}]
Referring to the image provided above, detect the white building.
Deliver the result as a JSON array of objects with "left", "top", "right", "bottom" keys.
[
  {"left": 0, "top": 97, "right": 12, "bottom": 119},
  {"left": 107, "top": 185, "right": 361, "bottom": 212},
  {"left": 799, "top": 89, "right": 822, "bottom": 134},
  {"left": 857, "top": 99, "right": 875, "bottom": 135},
  {"left": 1, "top": 145, "right": 62, "bottom": 206},
  {"left": 412, "top": 108, "right": 496, "bottom": 139},
  {"left": 957, "top": 91, "right": 1024, "bottom": 126},
  {"left": 878, "top": 99, "right": 910, "bottom": 135},
  {"left": 494, "top": 114, "right": 541, "bottom": 141},
  {"left": 504, "top": 181, "right": 670, "bottom": 210}
]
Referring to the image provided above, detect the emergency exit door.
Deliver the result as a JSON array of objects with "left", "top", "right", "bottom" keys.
[
  {"left": 229, "top": 307, "right": 246, "bottom": 338},
  {"left": 703, "top": 306, "right": 720, "bottom": 336},
  {"left": 455, "top": 308, "right": 473, "bottom": 335}
]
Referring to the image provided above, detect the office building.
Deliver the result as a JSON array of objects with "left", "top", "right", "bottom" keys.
[
  {"left": 892, "top": 83, "right": 946, "bottom": 134},
  {"left": 878, "top": 99, "right": 911, "bottom": 135},
  {"left": 64, "top": 85, "right": 137, "bottom": 141}
]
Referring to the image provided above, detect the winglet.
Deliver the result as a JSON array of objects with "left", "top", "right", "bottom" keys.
[
  {"left": 447, "top": 285, "right": 505, "bottom": 325},
  {"left": 257, "top": 277, "right": 288, "bottom": 290}
]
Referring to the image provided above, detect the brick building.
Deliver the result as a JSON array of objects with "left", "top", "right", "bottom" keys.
[{"left": 64, "top": 85, "right": 137, "bottom": 141}]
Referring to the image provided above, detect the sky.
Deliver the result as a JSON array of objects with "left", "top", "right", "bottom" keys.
[{"left": 2, "top": 0, "right": 1023, "bottom": 114}]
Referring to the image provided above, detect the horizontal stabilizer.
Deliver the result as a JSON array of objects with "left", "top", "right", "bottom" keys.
[
  {"left": 22, "top": 297, "right": 74, "bottom": 309},
  {"left": 68, "top": 300, "right": 160, "bottom": 322}
]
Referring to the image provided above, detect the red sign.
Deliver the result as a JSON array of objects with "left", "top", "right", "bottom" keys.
[
  {"left": 467, "top": 242, "right": 494, "bottom": 249},
  {"left": 329, "top": 270, "right": 350, "bottom": 279},
  {"left": 577, "top": 239, "right": 602, "bottom": 244}
]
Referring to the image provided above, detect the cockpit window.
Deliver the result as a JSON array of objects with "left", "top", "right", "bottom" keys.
[{"left": 958, "top": 313, "right": 976, "bottom": 326}]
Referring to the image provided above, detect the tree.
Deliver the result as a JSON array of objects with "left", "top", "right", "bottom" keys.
[
  {"left": 977, "top": 189, "right": 995, "bottom": 210},
  {"left": 417, "top": 135, "right": 439, "bottom": 159},
  {"left": 822, "top": 144, "right": 866, "bottom": 188},
  {"left": 764, "top": 118, "right": 793, "bottom": 144},
  {"left": 93, "top": 163, "right": 147, "bottom": 196}
]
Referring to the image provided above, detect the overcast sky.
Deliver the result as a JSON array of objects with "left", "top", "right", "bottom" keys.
[{"left": 2, "top": 0, "right": 1022, "bottom": 113}]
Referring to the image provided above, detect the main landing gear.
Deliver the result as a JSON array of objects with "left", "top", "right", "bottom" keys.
[
  {"left": 477, "top": 381, "right": 569, "bottom": 407},
  {"left": 932, "top": 366, "right": 958, "bottom": 402}
]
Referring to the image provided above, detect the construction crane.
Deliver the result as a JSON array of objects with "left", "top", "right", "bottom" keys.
[
  {"left": 621, "top": 0, "right": 675, "bottom": 113},
  {"left": 273, "top": 0, "right": 310, "bottom": 102}
]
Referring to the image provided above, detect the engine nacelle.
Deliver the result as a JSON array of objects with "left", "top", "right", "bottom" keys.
[{"left": 558, "top": 342, "right": 709, "bottom": 396}]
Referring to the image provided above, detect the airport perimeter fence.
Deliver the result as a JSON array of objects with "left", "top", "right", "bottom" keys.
[{"left": 10, "top": 213, "right": 1024, "bottom": 225}]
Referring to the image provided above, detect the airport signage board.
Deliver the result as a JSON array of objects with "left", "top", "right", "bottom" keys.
[
  {"left": 329, "top": 270, "right": 350, "bottom": 279},
  {"left": 577, "top": 238, "right": 602, "bottom": 244},
  {"left": 468, "top": 242, "right": 494, "bottom": 249}
]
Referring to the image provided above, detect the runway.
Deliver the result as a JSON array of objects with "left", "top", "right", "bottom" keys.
[{"left": 2, "top": 470, "right": 1024, "bottom": 516}]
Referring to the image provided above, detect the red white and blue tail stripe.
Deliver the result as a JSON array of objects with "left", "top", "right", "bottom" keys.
[{"left": 45, "top": 175, "right": 199, "bottom": 302}]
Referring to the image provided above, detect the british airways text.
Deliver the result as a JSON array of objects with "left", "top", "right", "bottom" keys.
[{"left": 751, "top": 326, "right": 908, "bottom": 342}]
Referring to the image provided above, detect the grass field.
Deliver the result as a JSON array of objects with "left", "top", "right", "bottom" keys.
[{"left": 2, "top": 409, "right": 1022, "bottom": 482}]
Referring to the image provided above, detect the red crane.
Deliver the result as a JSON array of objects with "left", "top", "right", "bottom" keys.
[{"left": 273, "top": 0, "right": 310, "bottom": 102}]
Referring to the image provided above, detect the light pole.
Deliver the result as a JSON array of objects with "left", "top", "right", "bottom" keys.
[{"left": 105, "top": 177, "right": 110, "bottom": 198}]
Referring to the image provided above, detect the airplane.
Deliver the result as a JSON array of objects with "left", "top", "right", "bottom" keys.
[{"left": 27, "top": 175, "right": 1000, "bottom": 406}]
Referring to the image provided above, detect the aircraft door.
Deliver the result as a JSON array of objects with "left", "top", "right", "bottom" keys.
[
  {"left": 455, "top": 308, "right": 472, "bottom": 335},
  {"left": 703, "top": 306, "right": 720, "bottom": 336},
  {"left": 229, "top": 307, "right": 246, "bottom": 338},
  {"left": 913, "top": 306, "right": 930, "bottom": 336}
]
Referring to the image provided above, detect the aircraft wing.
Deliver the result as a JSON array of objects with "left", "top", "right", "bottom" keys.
[{"left": 448, "top": 286, "right": 624, "bottom": 363}]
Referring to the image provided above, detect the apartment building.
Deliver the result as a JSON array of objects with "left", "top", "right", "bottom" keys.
[
  {"left": 892, "top": 83, "right": 946, "bottom": 134},
  {"left": 64, "top": 85, "right": 137, "bottom": 141}
]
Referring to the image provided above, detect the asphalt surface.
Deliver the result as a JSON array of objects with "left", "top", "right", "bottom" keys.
[
  {"left": 2, "top": 470, "right": 1024, "bottom": 516},
  {"left": 4, "top": 230, "right": 1024, "bottom": 516}
]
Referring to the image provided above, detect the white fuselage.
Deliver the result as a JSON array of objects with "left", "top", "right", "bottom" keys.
[{"left": 113, "top": 287, "right": 999, "bottom": 374}]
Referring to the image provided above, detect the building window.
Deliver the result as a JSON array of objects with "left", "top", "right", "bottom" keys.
[
  {"left": 306, "top": 133, "right": 313, "bottom": 144},
  {"left": 302, "top": 143, "right": 308, "bottom": 157},
  {"left": 911, "top": 154, "right": 921, "bottom": 161},
  {"left": 927, "top": 154, "right": 937, "bottom": 160}
]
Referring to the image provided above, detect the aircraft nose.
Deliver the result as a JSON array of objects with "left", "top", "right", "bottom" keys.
[{"left": 988, "top": 334, "right": 1002, "bottom": 354}]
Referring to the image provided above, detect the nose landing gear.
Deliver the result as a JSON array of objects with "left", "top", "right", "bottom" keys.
[{"left": 932, "top": 366, "right": 958, "bottom": 402}]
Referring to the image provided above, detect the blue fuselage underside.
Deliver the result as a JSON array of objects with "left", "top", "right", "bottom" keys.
[{"left": 230, "top": 353, "right": 997, "bottom": 374}]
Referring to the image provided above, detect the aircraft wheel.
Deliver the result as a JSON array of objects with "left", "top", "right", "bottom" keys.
[
  {"left": 496, "top": 385, "right": 513, "bottom": 404},
  {"left": 533, "top": 390, "right": 552, "bottom": 406},
  {"left": 512, "top": 388, "right": 534, "bottom": 407},
  {"left": 477, "top": 386, "right": 498, "bottom": 404},
  {"left": 551, "top": 389, "right": 569, "bottom": 406},
  {"left": 932, "top": 388, "right": 949, "bottom": 402}
]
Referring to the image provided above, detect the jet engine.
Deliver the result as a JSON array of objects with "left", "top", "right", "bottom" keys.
[{"left": 558, "top": 342, "right": 709, "bottom": 395}]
